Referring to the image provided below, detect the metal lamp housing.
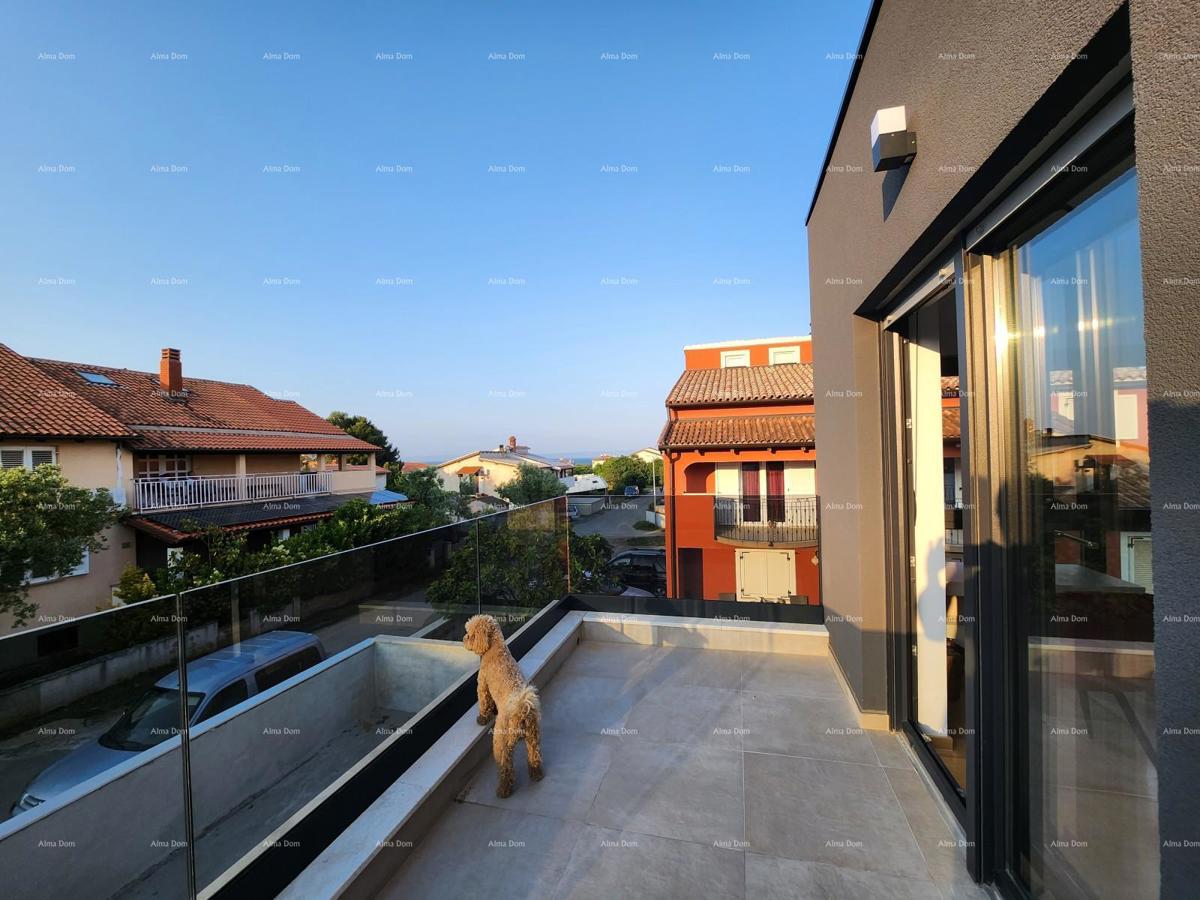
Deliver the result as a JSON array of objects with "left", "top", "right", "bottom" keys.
[{"left": 871, "top": 105, "right": 917, "bottom": 171}]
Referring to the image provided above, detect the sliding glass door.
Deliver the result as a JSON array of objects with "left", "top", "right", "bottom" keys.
[{"left": 999, "top": 164, "right": 1157, "bottom": 899}]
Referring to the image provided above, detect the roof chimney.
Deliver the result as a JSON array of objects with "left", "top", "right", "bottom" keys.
[
  {"left": 507, "top": 435, "right": 517, "bottom": 450},
  {"left": 160, "top": 348, "right": 182, "bottom": 395}
]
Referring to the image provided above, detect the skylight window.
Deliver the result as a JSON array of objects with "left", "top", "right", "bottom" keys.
[{"left": 77, "top": 371, "right": 116, "bottom": 386}]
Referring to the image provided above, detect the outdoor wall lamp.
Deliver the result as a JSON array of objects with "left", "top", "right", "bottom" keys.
[{"left": 870, "top": 105, "right": 917, "bottom": 171}]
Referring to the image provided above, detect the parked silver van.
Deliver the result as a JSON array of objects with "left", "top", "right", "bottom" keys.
[{"left": 12, "top": 630, "right": 324, "bottom": 817}]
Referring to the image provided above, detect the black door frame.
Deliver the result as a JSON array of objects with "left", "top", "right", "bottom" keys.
[
  {"left": 967, "top": 112, "right": 1140, "bottom": 900},
  {"left": 879, "top": 260, "right": 981, "bottom": 870}
]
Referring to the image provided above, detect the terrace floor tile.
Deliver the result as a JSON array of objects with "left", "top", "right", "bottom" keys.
[{"left": 375, "top": 641, "right": 979, "bottom": 900}]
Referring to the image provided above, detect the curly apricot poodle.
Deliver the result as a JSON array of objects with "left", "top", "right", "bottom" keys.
[{"left": 463, "top": 614, "right": 544, "bottom": 798}]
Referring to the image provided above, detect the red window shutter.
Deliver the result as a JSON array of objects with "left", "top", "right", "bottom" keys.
[
  {"left": 766, "top": 462, "right": 785, "bottom": 522},
  {"left": 741, "top": 463, "right": 761, "bottom": 522}
]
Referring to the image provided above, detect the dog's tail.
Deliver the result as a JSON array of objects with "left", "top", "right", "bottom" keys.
[
  {"left": 507, "top": 685, "right": 542, "bottom": 774},
  {"left": 505, "top": 684, "right": 540, "bottom": 726}
]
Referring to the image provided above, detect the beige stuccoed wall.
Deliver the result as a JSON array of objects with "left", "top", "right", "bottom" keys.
[
  {"left": 330, "top": 468, "right": 378, "bottom": 494},
  {"left": 479, "top": 461, "right": 521, "bottom": 496},
  {"left": 1, "top": 438, "right": 128, "bottom": 497},
  {"left": 245, "top": 453, "right": 303, "bottom": 474},
  {"left": 189, "top": 453, "right": 239, "bottom": 476},
  {"left": 20, "top": 522, "right": 136, "bottom": 628},
  {"left": 0, "top": 439, "right": 136, "bottom": 630}
]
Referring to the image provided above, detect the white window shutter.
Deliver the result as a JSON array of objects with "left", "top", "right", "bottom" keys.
[
  {"left": 30, "top": 449, "right": 56, "bottom": 468},
  {"left": 70, "top": 550, "right": 91, "bottom": 578},
  {"left": 0, "top": 448, "right": 56, "bottom": 469},
  {"left": 1114, "top": 392, "right": 1139, "bottom": 442},
  {"left": 1131, "top": 537, "right": 1153, "bottom": 593}
]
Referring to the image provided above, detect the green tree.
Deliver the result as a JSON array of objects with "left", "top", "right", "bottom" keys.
[
  {"left": 115, "top": 565, "right": 159, "bottom": 604},
  {"left": 594, "top": 455, "right": 654, "bottom": 493},
  {"left": 571, "top": 463, "right": 594, "bottom": 475},
  {"left": 569, "top": 533, "right": 613, "bottom": 591},
  {"left": 326, "top": 411, "right": 399, "bottom": 465},
  {"left": 497, "top": 464, "right": 567, "bottom": 505},
  {"left": 456, "top": 480, "right": 477, "bottom": 517},
  {"left": 149, "top": 499, "right": 444, "bottom": 597},
  {"left": 384, "top": 461, "right": 407, "bottom": 491},
  {"left": 427, "top": 504, "right": 567, "bottom": 615},
  {"left": 152, "top": 524, "right": 288, "bottom": 594},
  {"left": 386, "top": 465, "right": 459, "bottom": 523},
  {"left": 0, "top": 465, "right": 123, "bottom": 626}
]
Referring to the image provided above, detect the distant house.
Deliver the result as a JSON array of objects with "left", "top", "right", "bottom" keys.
[
  {"left": 435, "top": 435, "right": 573, "bottom": 498},
  {"left": 340, "top": 462, "right": 392, "bottom": 492},
  {"left": 0, "top": 344, "right": 406, "bottom": 629},
  {"left": 660, "top": 336, "right": 962, "bottom": 605},
  {"left": 632, "top": 447, "right": 662, "bottom": 465},
  {"left": 659, "top": 336, "right": 820, "bottom": 604},
  {"left": 590, "top": 453, "right": 614, "bottom": 468}
]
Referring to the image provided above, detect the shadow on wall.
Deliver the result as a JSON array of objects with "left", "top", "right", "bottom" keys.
[{"left": 882, "top": 164, "right": 911, "bottom": 220}]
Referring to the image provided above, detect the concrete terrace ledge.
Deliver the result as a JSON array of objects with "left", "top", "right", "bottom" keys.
[
  {"left": 582, "top": 611, "right": 888, "bottom": 731},
  {"left": 196, "top": 636, "right": 478, "bottom": 900},
  {"left": 0, "top": 634, "right": 478, "bottom": 900},
  {"left": 278, "top": 611, "right": 835, "bottom": 900},
  {"left": 578, "top": 611, "right": 828, "bottom": 655},
  {"left": 275, "top": 609, "right": 585, "bottom": 900}
]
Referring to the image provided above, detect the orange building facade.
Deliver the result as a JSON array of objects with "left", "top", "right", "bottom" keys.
[{"left": 658, "top": 337, "right": 821, "bottom": 605}]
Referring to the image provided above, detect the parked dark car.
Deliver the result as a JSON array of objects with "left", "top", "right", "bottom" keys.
[
  {"left": 609, "top": 549, "right": 666, "bottom": 595},
  {"left": 623, "top": 485, "right": 640, "bottom": 497},
  {"left": 593, "top": 577, "right": 655, "bottom": 598}
]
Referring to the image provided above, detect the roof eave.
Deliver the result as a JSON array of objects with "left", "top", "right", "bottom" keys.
[
  {"left": 665, "top": 396, "right": 815, "bottom": 410},
  {"left": 804, "top": 0, "right": 884, "bottom": 225},
  {"left": 660, "top": 442, "right": 817, "bottom": 452},
  {"left": 0, "top": 430, "right": 133, "bottom": 441}
]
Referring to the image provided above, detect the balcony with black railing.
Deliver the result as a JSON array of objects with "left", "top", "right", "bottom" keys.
[
  {"left": 946, "top": 501, "right": 964, "bottom": 552},
  {"left": 713, "top": 494, "right": 819, "bottom": 547}
]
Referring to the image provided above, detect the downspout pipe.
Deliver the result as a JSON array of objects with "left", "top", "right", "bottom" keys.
[{"left": 663, "top": 405, "right": 680, "bottom": 599}]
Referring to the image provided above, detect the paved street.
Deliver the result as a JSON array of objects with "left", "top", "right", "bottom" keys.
[{"left": 569, "top": 494, "right": 664, "bottom": 552}]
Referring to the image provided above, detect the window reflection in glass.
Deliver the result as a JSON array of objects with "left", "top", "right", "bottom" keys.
[{"left": 1008, "top": 167, "right": 1157, "bottom": 899}]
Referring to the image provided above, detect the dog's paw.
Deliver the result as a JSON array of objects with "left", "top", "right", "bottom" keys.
[
  {"left": 528, "top": 764, "right": 544, "bottom": 782},
  {"left": 496, "top": 782, "right": 514, "bottom": 799},
  {"left": 476, "top": 714, "right": 493, "bottom": 726}
]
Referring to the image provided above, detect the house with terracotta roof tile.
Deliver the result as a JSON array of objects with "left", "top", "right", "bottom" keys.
[
  {"left": 659, "top": 336, "right": 822, "bottom": 604},
  {"left": 433, "top": 435, "right": 572, "bottom": 501},
  {"left": 0, "top": 344, "right": 405, "bottom": 628},
  {"left": 659, "top": 336, "right": 964, "bottom": 605}
]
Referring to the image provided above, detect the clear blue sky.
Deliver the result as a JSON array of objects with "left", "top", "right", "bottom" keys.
[{"left": 1, "top": 0, "right": 869, "bottom": 461}]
